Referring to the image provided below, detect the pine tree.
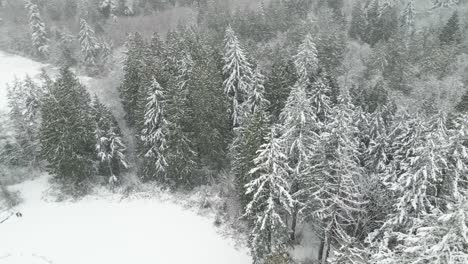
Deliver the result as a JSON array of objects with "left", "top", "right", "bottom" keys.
[
  {"left": 439, "top": 11, "right": 461, "bottom": 45},
  {"left": 367, "top": 112, "right": 468, "bottom": 263},
  {"left": 223, "top": 25, "right": 253, "bottom": 126},
  {"left": 305, "top": 93, "right": 366, "bottom": 264},
  {"left": 431, "top": 0, "right": 460, "bottom": 9},
  {"left": 349, "top": 2, "right": 367, "bottom": 41},
  {"left": 25, "top": 0, "right": 49, "bottom": 58},
  {"left": 232, "top": 68, "right": 270, "bottom": 208},
  {"left": 164, "top": 51, "right": 198, "bottom": 187},
  {"left": 78, "top": 18, "right": 101, "bottom": 66},
  {"left": 40, "top": 68, "right": 95, "bottom": 193},
  {"left": 401, "top": 0, "right": 416, "bottom": 31},
  {"left": 308, "top": 77, "right": 333, "bottom": 124},
  {"left": 119, "top": 32, "right": 149, "bottom": 128},
  {"left": 293, "top": 34, "right": 319, "bottom": 82},
  {"left": 92, "top": 97, "right": 128, "bottom": 181},
  {"left": 140, "top": 79, "right": 169, "bottom": 182},
  {"left": 5, "top": 76, "right": 44, "bottom": 167},
  {"left": 279, "top": 80, "right": 319, "bottom": 241},
  {"left": 244, "top": 127, "right": 294, "bottom": 263}
]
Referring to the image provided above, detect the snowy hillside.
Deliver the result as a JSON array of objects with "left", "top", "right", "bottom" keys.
[{"left": 0, "top": 175, "right": 251, "bottom": 264}]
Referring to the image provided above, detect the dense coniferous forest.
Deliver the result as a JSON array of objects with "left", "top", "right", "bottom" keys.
[{"left": 1, "top": 0, "right": 468, "bottom": 263}]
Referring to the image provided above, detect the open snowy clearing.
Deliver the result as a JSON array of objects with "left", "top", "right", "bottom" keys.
[
  {"left": 0, "top": 51, "right": 45, "bottom": 113},
  {"left": 0, "top": 175, "right": 251, "bottom": 264}
]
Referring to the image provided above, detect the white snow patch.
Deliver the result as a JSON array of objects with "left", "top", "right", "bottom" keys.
[
  {"left": 0, "top": 175, "right": 251, "bottom": 264},
  {"left": 0, "top": 51, "right": 44, "bottom": 114}
]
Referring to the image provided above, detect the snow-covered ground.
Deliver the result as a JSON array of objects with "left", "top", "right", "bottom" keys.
[
  {"left": 0, "top": 51, "right": 44, "bottom": 114},
  {"left": 0, "top": 175, "right": 251, "bottom": 264}
]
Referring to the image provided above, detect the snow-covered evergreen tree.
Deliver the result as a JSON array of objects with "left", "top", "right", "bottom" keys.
[
  {"left": 140, "top": 79, "right": 169, "bottom": 182},
  {"left": 78, "top": 18, "right": 100, "bottom": 66},
  {"left": 5, "top": 76, "right": 44, "bottom": 167},
  {"left": 293, "top": 34, "right": 319, "bottom": 81},
  {"left": 279, "top": 79, "right": 319, "bottom": 241},
  {"left": 164, "top": 51, "right": 198, "bottom": 187},
  {"left": 368, "top": 111, "right": 468, "bottom": 264},
  {"left": 232, "top": 67, "right": 270, "bottom": 208},
  {"left": 305, "top": 93, "right": 366, "bottom": 264},
  {"left": 93, "top": 97, "right": 128, "bottom": 182},
  {"left": 401, "top": 0, "right": 416, "bottom": 31},
  {"left": 244, "top": 127, "right": 294, "bottom": 264},
  {"left": 308, "top": 78, "right": 333, "bottom": 124},
  {"left": 40, "top": 68, "right": 95, "bottom": 193},
  {"left": 223, "top": 25, "right": 253, "bottom": 126},
  {"left": 25, "top": 0, "right": 49, "bottom": 58},
  {"left": 431, "top": 0, "right": 459, "bottom": 9},
  {"left": 119, "top": 32, "right": 149, "bottom": 129}
]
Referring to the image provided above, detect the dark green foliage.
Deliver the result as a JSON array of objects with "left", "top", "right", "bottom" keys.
[
  {"left": 455, "top": 90, "right": 468, "bottom": 113},
  {"left": 350, "top": 81, "right": 389, "bottom": 114},
  {"left": 439, "top": 11, "right": 461, "bottom": 45},
  {"left": 119, "top": 32, "right": 150, "bottom": 129},
  {"left": 232, "top": 108, "right": 270, "bottom": 208},
  {"left": 265, "top": 53, "right": 297, "bottom": 122},
  {"left": 40, "top": 68, "right": 95, "bottom": 192},
  {"left": 92, "top": 97, "right": 127, "bottom": 178},
  {"left": 349, "top": 2, "right": 367, "bottom": 41}
]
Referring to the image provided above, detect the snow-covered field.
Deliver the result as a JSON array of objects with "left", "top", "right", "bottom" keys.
[{"left": 0, "top": 175, "right": 251, "bottom": 264}]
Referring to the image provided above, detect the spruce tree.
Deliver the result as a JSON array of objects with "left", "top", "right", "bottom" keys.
[
  {"left": 349, "top": 2, "right": 367, "bottom": 41},
  {"left": 164, "top": 51, "right": 198, "bottom": 187},
  {"left": 40, "top": 68, "right": 95, "bottom": 193},
  {"left": 305, "top": 93, "right": 366, "bottom": 264},
  {"left": 368, "top": 112, "right": 468, "bottom": 263},
  {"left": 6, "top": 76, "right": 44, "bottom": 167},
  {"left": 244, "top": 127, "right": 294, "bottom": 264},
  {"left": 293, "top": 34, "right": 319, "bottom": 81},
  {"left": 223, "top": 25, "right": 253, "bottom": 126},
  {"left": 439, "top": 11, "right": 461, "bottom": 45},
  {"left": 92, "top": 97, "right": 128, "bottom": 181},
  {"left": 232, "top": 68, "right": 270, "bottom": 208},
  {"left": 25, "top": 0, "right": 49, "bottom": 58},
  {"left": 401, "top": 0, "right": 416, "bottom": 31},
  {"left": 140, "top": 79, "right": 169, "bottom": 182},
  {"left": 78, "top": 18, "right": 100, "bottom": 66},
  {"left": 279, "top": 80, "right": 319, "bottom": 241},
  {"left": 119, "top": 32, "right": 149, "bottom": 129}
]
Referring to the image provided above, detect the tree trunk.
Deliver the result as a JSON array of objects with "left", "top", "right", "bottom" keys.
[
  {"left": 318, "top": 237, "right": 325, "bottom": 262},
  {"left": 290, "top": 204, "right": 298, "bottom": 242}
]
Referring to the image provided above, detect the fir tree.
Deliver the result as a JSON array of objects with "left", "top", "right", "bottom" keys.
[
  {"left": 92, "top": 97, "right": 128, "bottom": 181},
  {"left": 78, "top": 18, "right": 100, "bottom": 66},
  {"left": 165, "top": 51, "right": 198, "bottom": 187},
  {"left": 25, "top": 0, "right": 49, "bottom": 58},
  {"left": 401, "top": 0, "right": 416, "bottom": 31},
  {"left": 232, "top": 68, "right": 270, "bottom": 208},
  {"left": 5, "top": 76, "right": 44, "bottom": 167},
  {"left": 293, "top": 34, "right": 319, "bottom": 82},
  {"left": 223, "top": 25, "right": 253, "bottom": 126},
  {"left": 140, "top": 79, "right": 169, "bottom": 182},
  {"left": 349, "top": 2, "right": 367, "bottom": 41},
  {"left": 439, "top": 11, "right": 461, "bottom": 45},
  {"left": 244, "top": 127, "right": 294, "bottom": 264},
  {"left": 40, "top": 68, "right": 95, "bottom": 193},
  {"left": 305, "top": 93, "right": 366, "bottom": 264},
  {"left": 431, "top": 0, "right": 460, "bottom": 9},
  {"left": 279, "top": 80, "right": 319, "bottom": 241},
  {"left": 119, "top": 32, "right": 149, "bottom": 129}
]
